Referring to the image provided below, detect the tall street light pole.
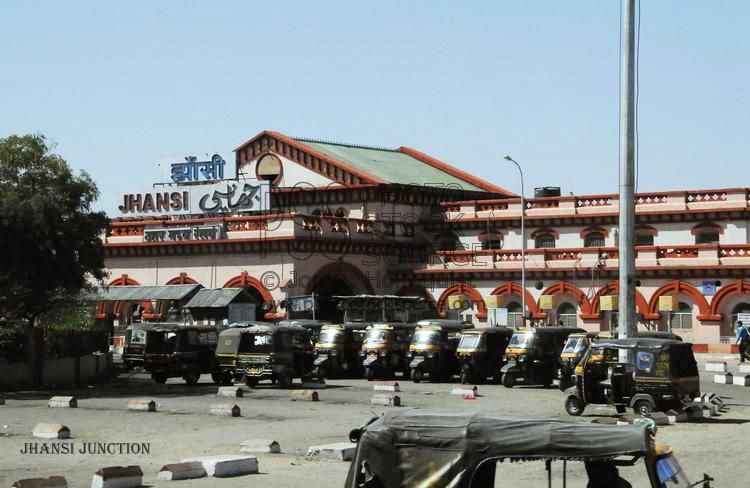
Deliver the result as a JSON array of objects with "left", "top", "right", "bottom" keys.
[
  {"left": 504, "top": 155, "right": 526, "bottom": 323},
  {"left": 618, "top": 0, "right": 638, "bottom": 341}
]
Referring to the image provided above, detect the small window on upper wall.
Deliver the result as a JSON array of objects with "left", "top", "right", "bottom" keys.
[
  {"left": 695, "top": 230, "right": 720, "bottom": 245},
  {"left": 535, "top": 234, "right": 556, "bottom": 249},
  {"left": 480, "top": 232, "right": 503, "bottom": 250},
  {"left": 635, "top": 231, "right": 654, "bottom": 246},
  {"left": 584, "top": 232, "right": 605, "bottom": 248}
]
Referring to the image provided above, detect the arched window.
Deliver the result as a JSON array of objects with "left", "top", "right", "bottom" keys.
[
  {"left": 731, "top": 303, "right": 750, "bottom": 334},
  {"left": 436, "top": 232, "right": 460, "bottom": 252},
  {"left": 506, "top": 302, "right": 524, "bottom": 327},
  {"left": 693, "top": 223, "right": 722, "bottom": 245},
  {"left": 557, "top": 302, "right": 577, "bottom": 327},
  {"left": 535, "top": 233, "right": 556, "bottom": 249},
  {"left": 670, "top": 302, "right": 693, "bottom": 329},
  {"left": 635, "top": 230, "right": 655, "bottom": 246},
  {"left": 584, "top": 232, "right": 605, "bottom": 248},
  {"left": 480, "top": 232, "right": 503, "bottom": 250}
]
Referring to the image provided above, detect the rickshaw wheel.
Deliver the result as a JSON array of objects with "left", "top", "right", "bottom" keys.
[
  {"left": 633, "top": 400, "right": 654, "bottom": 416},
  {"left": 565, "top": 395, "right": 584, "bottom": 416},
  {"left": 210, "top": 372, "right": 220, "bottom": 384},
  {"left": 245, "top": 377, "right": 258, "bottom": 388},
  {"left": 279, "top": 371, "right": 293, "bottom": 389},
  {"left": 314, "top": 367, "right": 325, "bottom": 380},
  {"left": 411, "top": 369, "right": 423, "bottom": 383},
  {"left": 502, "top": 373, "right": 516, "bottom": 388},
  {"left": 184, "top": 372, "right": 200, "bottom": 385},
  {"left": 152, "top": 373, "right": 168, "bottom": 384},
  {"left": 365, "top": 367, "right": 376, "bottom": 381}
]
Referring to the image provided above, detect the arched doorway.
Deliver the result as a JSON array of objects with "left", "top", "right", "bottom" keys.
[
  {"left": 731, "top": 303, "right": 750, "bottom": 335},
  {"left": 312, "top": 274, "right": 354, "bottom": 323}
]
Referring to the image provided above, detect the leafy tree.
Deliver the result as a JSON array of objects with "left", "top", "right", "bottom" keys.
[{"left": 0, "top": 134, "right": 108, "bottom": 385}]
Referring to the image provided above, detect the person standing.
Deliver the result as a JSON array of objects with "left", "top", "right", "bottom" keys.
[{"left": 737, "top": 321, "right": 749, "bottom": 363}]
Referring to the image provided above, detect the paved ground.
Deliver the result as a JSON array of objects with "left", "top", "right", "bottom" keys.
[{"left": 1, "top": 354, "right": 749, "bottom": 487}]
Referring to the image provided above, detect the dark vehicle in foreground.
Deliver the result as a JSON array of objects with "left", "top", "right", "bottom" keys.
[
  {"left": 142, "top": 324, "right": 218, "bottom": 384},
  {"left": 564, "top": 338, "right": 700, "bottom": 416},
  {"left": 407, "top": 320, "right": 472, "bottom": 383},
  {"left": 456, "top": 327, "right": 514, "bottom": 384},
  {"left": 346, "top": 411, "right": 712, "bottom": 488},
  {"left": 360, "top": 323, "right": 416, "bottom": 381},
  {"left": 501, "top": 326, "right": 585, "bottom": 388},
  {"left": 232, "top": 324, "right": 314, "bottom": 388},
  {"left": 313, "top": 323, "right": 368, "bottom": 379},
  {"left": 214, "top": 321, "right": 276, "bottom": 384}
]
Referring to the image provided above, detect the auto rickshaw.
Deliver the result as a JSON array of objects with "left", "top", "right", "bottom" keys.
[
  {"left": 346, "top": 411, "right": 712, "bottom": 488},
  {"left": 407, "top": 320, "right": 472, "bottom": 383},
  {"left": 360, "top": 323, "right": 416, "bottom": 381},
  {"left": 313, "top": 323, "right": 368, "bottom": 379},
  {"left": 234, "top": 324, "right": 314, "bottom": 388},
  {"left": 501, "top": 326, "right": 585, "bottom": 388},
  {"left": 564, "top": 338, "right": 701, "bottom": 416},
  {"left": 277, "top": 319, "right": 331, "bottom": 344},
  {"left": 456, "top": 327, "right": 514, "bottom": 384},
  {"left": 214, "top": 321, "right": 276, "bottom": 384},
  {"left": 142, "top": 324, "right": 219, "bottom": 384},
  {"left": 122, "top": 323, "right": 155, "bottom": 369},
  {"left": 637, "top": 330, "right": 683, "bottom": 341},
  {"left": 558, "top": 331, "right": 613, "bottom": 390}
]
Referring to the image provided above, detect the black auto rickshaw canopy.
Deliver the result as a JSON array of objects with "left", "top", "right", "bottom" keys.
[
  {"left": 216, "top": 324, "right": 306, "bottom": 354},
  {"left": 346, "top": 410, "right": 651, "bottom": 488}
]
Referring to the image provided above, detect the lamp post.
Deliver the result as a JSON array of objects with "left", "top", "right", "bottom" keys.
[{"left": 504, "top": 155, "right": 526, "bottom": 323}]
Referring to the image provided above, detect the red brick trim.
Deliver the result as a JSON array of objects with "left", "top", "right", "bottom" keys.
[
  {"left": 530, "top": 228, "right": 560, "bottom": 239},
  {"left": 589, "top": 281, "right": 655, "bottom": 320},
  {"left": 540, "top": 281, "right": 592, "bottom": 315},
  {"left": 647, "top": 280, "right": 711, "bottom": 319},
  {"left": 691, "top": 222, "right": 724, "bottom": 235},
  {"left": 436, "top": 282, "right": 487, "bottom": 320},
  {"left": 580, "top": 226, "right": 609, "bottom": 239},
  {"left": 489, "top": 281, "right": 545, "bottom": 319},
  {"left": 708, "top": 279, "right": 750, "bottom": 316}
]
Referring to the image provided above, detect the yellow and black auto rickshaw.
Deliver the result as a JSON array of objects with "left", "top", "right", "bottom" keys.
[
  {"left": 564, "top": 338, "right": 701, "bottom": 416},
  {"left": 122, "top": 323, "right": 155, "bottom": 369},
  {"left": 407, "top": 320, "right": 472, "bottom": 383},
  {"left": 456, "top": 327, "right": 515, "bottom": 384},
  {"left": 312, "top": 323, "right": 368, "bottom": 379},
  {"left": 360, "top": 323, "right": 416, "bottom": 381},
  {"left": 558, "top": 331, "right": 613, "bottom": 390},
  {"left": 346, "top": 411, "right": 713, "bottom": 487},
  {"left": 501, "top": 326, "right": 585, "bottom": 388},
  {"left": 142, "top": 324, "right": 219, "bottom": 384},
  {"left": 213, "top": 321, "right": 276, "bottom": 384}
]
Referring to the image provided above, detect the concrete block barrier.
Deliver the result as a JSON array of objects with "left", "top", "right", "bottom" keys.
[
  {"left": 127, "top": 399, "right": 156, "bottom": 412},
  {"left": 217, "top": 386, "right": 243, "bottom": 398},
  {"left": 739, "top": 364, "right": 750, "bottom": 373},
  {"left": 240, "top": 439, "right": 281, "bottom": 454},
  {"left": 91, "top": 466, "right": 143, "bottom": 488},
  {"left": 702, "top": 404, "right": 719, "bottom": 417},
  {"left": 732, "top": 375, "right": 750, "bottom": 386},
  {"left": 32, "top": 423, "right": 70, "bottom": 440},
  {"left": 373, "top": 381, "right": 400, "bottom": 392},
  {"left": 209, "top": 404, "right": 241, "bottom": 417},
  {"left": 158, "top": 462, "right": 206, "bottom": 481},
  {"left": 713, "top": 373, "right": 733, "bottom": 384},
  {"left": 704, "top": 361, "right": 727, "bottom": 373},
  {"left": 646, "top": 412, "right": 670, "bottom": 426},
  {"left": 292, "top": 390, "right": 319, "bottom": 401},
  {"left": 48, "top": 396, "right": 77, "bottom": 408},
  {"left": 12, "top": 476, "right": 68, "bottom": 488},
  {"left": 371, "top": 393, "right": 401, "bottom": 407},
  {"left": 451, "top": 386, "right": 478, "bottom": 397},
  {"left": 182, "top": 455, "right": 258, "bottom": 477},
  {"left": 665, "top": 409, "right": 688, "bottom": 424},
  {"left": 685, "top": 405, "right": 703, "bottom": 420},
  {"left": 305, "top": 442, "right": 357, "bottom": 461}
]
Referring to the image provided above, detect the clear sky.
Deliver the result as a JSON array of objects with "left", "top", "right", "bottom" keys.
[{"left": 1, "top": 1, "right": 748, "bottom": 213}]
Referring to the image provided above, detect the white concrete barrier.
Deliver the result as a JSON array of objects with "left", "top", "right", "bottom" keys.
[
  {"left": 127, "top": 399, "right": 156, "bottom": 412},
  {"left": 32, "top": 423, "right": 70, "bottom": 439},
  {"left": 739, "top": 364, "right": 750, "bottom": 373},
  {"left": 12, "top": 476, "right": 68, "bottom": 488},
  {"left": 91, "top": 466, "right": 143, "bottom": 488},
  {"left": 305, "top": 442, "right": 357, "bottom": 461},
  {"left": 665, "top": 409, "right": 687, "bottom": 424},
  {"left": 713, "top": 373, "right": 733, "bottom": 384},
  {"left": 371, "top": 393, "right": 401, "bottom": 407},
  {"left": 48, "top": 396, "right": 77, "bottom": 408},
  {"left": 158, "top": 462, "right": 206, "bottom": 481},
  {"left": 209, "top": 404, "right": 241, "bottom": 417},
  {"left": 373, "top": 381, "right": 400, "bottom": 392},
  {"left": 704, "top": 361, "right": 727, "bottom": 373},
  {"left": 181, "top": 455, "right": 258, "bottom": 477},
  {"left": 733, "top": 375, "right": 750, "bottom": 386},
  {"left": 217, "top": 386, "right": 243, "bottom": 398},
  {"left": 702, "top": 404, "right": 719, "bottom": 417},
  {"left": 451, "top": 386, "right": 478, "bottom": 398},
  {"left": 292, "top": 390, "right": 319, "bottom": 401},
  {"left": 240, "top": 439, "right": 281, "bottom": 454}
]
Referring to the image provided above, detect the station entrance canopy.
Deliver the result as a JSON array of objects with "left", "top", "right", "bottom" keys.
[{"left": 96, "top": 284, "right": 203, "bottom": 302}]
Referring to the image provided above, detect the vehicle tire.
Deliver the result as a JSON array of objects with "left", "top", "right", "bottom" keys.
[
  {"left": 558, "top": 376, "right": 570, "bottom": 391},
  {"left": 220, "top": 372, "right": 233, "bottom": 386},
  {"left": 314, "top": 366, "right": 325, "bottom": 381},
  {"left": 365, "top": 367, "right": 376, "bottom": 381},
  {"left": 210, "top": 372, "right": 220, "bottom": 384},
  {"left": 502, "top": 373, "right": 516, "bottom": 388},
  {"left": 245, "top": 376, "right": 258, "bottom": 388},
  {"left": 151, "top": 373, "right": 168, "bottom": 384},
  {"left": 411, "top": 369, "right": 423, "bottom": 384},
  {"left": 565, "top": 395, "right": 584, "bottom": 416},
  {"left": 633, "top": 400, "right": 654, "bottom": 416},
  {"left": 279, "top": 371, "right": 293, "bottom": 389},
  {"left": 184, "top": 371, "right": 200, "bottom": 385},
  {"left": 615, "top": 405, "right": 627, "bottom": 414},
  {"left": 460, "top": 371, "right": 470, "bottom": 385},
  {"left": 492, "top": 371, "right": 503, "bottom": 385}
]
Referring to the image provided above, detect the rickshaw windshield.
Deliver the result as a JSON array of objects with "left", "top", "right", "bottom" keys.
[
  {"left": 413, "top": 330, "right": 440, "bottom": 346},
  {"left": 239, "top": 333, "right": 273, "bottom": 354},
  {"left": 508, "top": 331, "right": 533, "bottom": 349},
  {"left": 563, "top": 337, "right": 587, "bottom": 354},
  {"left": 458, "top": 334, "right": 483, "bottom": 350},
  {"left": 145, "top": 332, "right": 176, "bottom": 353},
  {"left": 364, "top": 329, "right": 392, "bottom": 345},
  {"left": 656, "top": 453, "right": 693, "bottom": 487},
  {"left": 318, "top": 329, "right": 344, "bottom": 345}
]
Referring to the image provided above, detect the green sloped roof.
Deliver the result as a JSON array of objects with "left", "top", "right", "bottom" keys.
[{"left": 299, "top": 140, "right": 486, "bottom": 192}]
